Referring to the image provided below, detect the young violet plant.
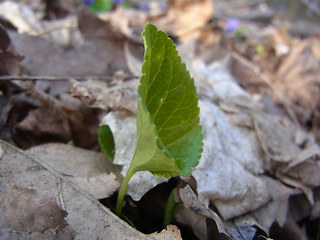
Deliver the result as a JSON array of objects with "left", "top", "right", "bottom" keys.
[{"left": 116, "top": 23, "right": 203, "bottom": 216}]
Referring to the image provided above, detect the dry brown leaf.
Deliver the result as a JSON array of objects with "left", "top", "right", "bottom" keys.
[
  {"left": 286, "top": 161, "right": 320, "bottom": 187},
  {"left": 40, "top": 16, "right": 79, "bottom": 46},
  {"left": 0, "top": 24, "right": 22, "bottom": 76},
  {"left": 276, "top": 37, "right": 320, "bottom": 128},
  {"left": 193, "top": 99, "right": 271, "bottom": 220},
  {"left": 69, "top": 78, "right": 139, "bottom": 113},
  {"left": 6, "top": 94, "right": 100, "bottom": 149},
  {"left": 253, "top": 111, "right": 300, "bottom": 165},
  {"left": 184, "top": 58, "right": 320, "bottom": 237},
  {"left": 0, "top": 1, "right": 79, "bottom": 47},
  {"left": 176, "top": 185, "right": 268, "bottom": 239},
  {"left": 0, "top": 183, "right": 68, "bottom": 233},
  {"left": 148, "top": 225, "right": 182, "bottom": 240},
  {"left": 0, "top": 139, "right": 177, "bottom": 239},
  {"left": 176, "top": 185, "right": 228, "bottom": 239},
  {"left": 17, "top": 107, "right": 72, "bottom": 142},
  {"left": 9, "top": 24, "right": 128, "bottom": 76},
  {"left": 287, "top": 145, "right": 320, "bottom": 169},
  {"left": 0, "top": 1, "right": 41, "bottom": 35},
  {"left": 150, "top": 0, "right": 214, "bottom": 42},
  {"left": 98, "top": 7, "right": 147, "bottom": 43},
  {"left": 179, "top": 185, "right": 226, "bottom": 234},
  {"left": 78, "top": 8, "right": 113, "bottom": 40},
  {"left": 26, "top": 143, "right": 122, "bottom": 199},
  {"left": 0, "top": 51, "right": 21, "bottom": 76},
  {"left": 234, "top": 176, "right": 296, "bottom": 232},
  {"left": 175, "top": 205, "right": 207, "bottom": 240}
]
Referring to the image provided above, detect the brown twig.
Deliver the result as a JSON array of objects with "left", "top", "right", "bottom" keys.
[
  {"left": 0, "top": 75, "right": 113, "bottom": 82},
  {"left": 34, "top": 26, "right": 78, "bottom": 37}
]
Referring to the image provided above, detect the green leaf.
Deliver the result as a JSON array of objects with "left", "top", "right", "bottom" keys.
[
  {"left": 116, "top": 23, "right": 203, "bottom": 216},
  {"left": 89, "top": 0, "right": 114, "bottom": 13},
  {"left": 132, "top": 22, "right": 203, "bottom": 177},
  {"left": 163, "top": 188, "right": 178, "bottom": 226},
  {"left": 98, "top": 125, "right": 115, "bottom": 162}
]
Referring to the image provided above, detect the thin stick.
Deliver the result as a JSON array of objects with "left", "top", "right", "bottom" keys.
[
  {"left": 58, "top": 177, "right": 66, "bottom": 211},
  {"left": 0, "top": 75, "right": 113, "bottom": 82},
  {"left": 35, "top": 26, "right": 78, "bottom": 37}
]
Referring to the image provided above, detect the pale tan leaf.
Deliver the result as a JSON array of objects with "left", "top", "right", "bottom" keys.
[{"left": 26, "top": 143, "right": 122, "bottom": 199}]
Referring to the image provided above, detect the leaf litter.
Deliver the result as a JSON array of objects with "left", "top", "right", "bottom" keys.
[{"left": 1, "top": 0, "right": 320, "bottom": 239}]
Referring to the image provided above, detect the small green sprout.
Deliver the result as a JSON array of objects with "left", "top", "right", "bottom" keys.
[
  {"left": 87, "top": 0, "right": 114, "bottom": 13},
  {"left": 163, "top": 188, "right": 178, "bottom": 226},
  {"left": 234, "top": 26, "right": 246, "bottom": 39},
  {"left": 256, "top": 45, "right": 264, "bottom": 55},
  {"left": 116, "top": 23, "right": 203, "bottom": 216},
  {"left": 98, "top": 125, "right": 115, "bottom": 162}
]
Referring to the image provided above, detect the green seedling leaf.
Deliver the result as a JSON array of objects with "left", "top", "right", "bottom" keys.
[
  {"left": 121, "top": 2, "right": 133, "bottom": 8},
  {"left": 256, "top": 44, "right": 264, "bottom": 55},
  {"left": 98, "top": 125, "right": 115, "bottom": 162},
  {"left": 89, "top": 0, "right": 114, "bottom": 13},
  {"left": 116, "top": 23, "right": 203, "bottom": 216},
  {"left": 163, "top": 188, "right": 178, "bottom": 226}
]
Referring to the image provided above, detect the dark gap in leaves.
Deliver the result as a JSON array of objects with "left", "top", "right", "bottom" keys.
[
  {"left": 269, "top": 221, "right": 301, "bottom": 240},
  {"left": 42, "top": 0, "right": 69, "bottom": 20},
  {"left": 208, "top": 200, "right": 224, "bottom": 219},
  {"left": 100, "top": 178, "right": 199, "bottom": 239},
  {"left": 0, "top": 24, "right": 10, "bottom": 51},
  {"left": 252, "top": 225, "right": 268, "bottom": 240},
  {"left": 206, "top": 218, "right": 231, "bottom": 240},
  {"left": 134, "top": 178, "right": 179, "bottom": 233},
  {"left": 305, "top": 218, "right": 320, "bottom": 240},
  {"left": 294, "top": 186, "right": 320, "bottom": 240},
  {"left": 99, "top": 191, "right": 138, "bottom": 228},
  {"left": 0, "top": 18, "right": 16, "bottom": 32},
  {"left": 167, "top": 34, "right": 179, "bottom": 44}
]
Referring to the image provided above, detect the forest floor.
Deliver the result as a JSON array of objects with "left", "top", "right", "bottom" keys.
[{"left": 0, "top": 0, "right": 320, "bottom": 239}]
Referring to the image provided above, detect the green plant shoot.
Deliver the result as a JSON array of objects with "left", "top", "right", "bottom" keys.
[
  {"left": 116, "top": 23, "right": 203, "bottom": 216},
  {"left": 163, "top": 188, "right": 178, "bottom": 226},
  {"left": 98, "top": 125, "right": 115, "bottom": 162},
  {"left": 89, "top": 0, "right": 114, "bottom": 13}
]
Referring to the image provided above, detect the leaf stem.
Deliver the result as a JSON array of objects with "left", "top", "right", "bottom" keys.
[
  {"left": 163, "top": 188, "right": 178, "bottom": 226},
  {"left": 115, "top": 166, "right": 137, "bottom": 216}
]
